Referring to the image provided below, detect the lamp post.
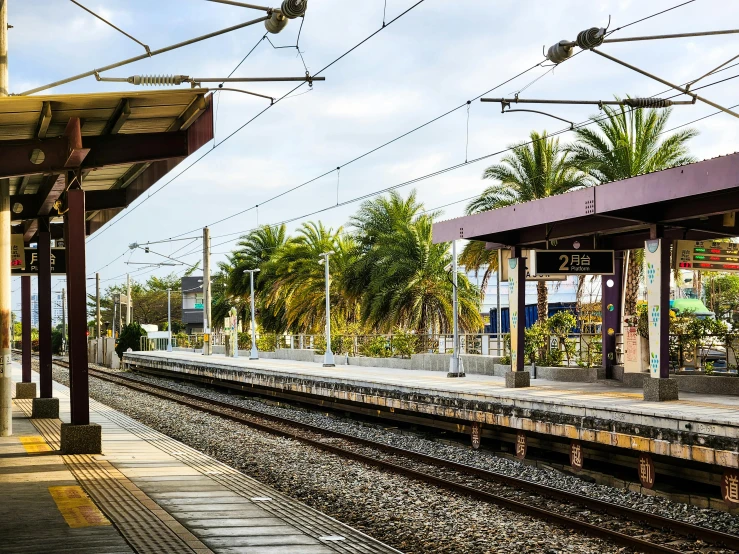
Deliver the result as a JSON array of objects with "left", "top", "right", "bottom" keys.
[
  {"left": 448, "top": 240, "right": 465, "bottom": 378},
  {"left": 167, "top": 288, "right": 173, "bottom": 352},
  {"left": 319, "top": 251, "right": 335, "bottom": 367},
  {"left": 243, "top": 269, "right": 261, "bottom": 360}
]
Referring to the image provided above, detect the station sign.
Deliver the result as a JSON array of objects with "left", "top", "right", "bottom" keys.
[
  {"left": 11, "top": 234, "right": 24, "bottom": 270},
  {"left": 531, "top": 250, "right": 615, "bottom": 276},
  {"left": 500, "top": 249, "right": 567, "bottom": 281},
  {"left": 570, "top": 440, "right": 583, "bottom": 472},
  {"left": 470, "top": 422, "right": 481, "bottom": 450},
  {"left": 11, "top": 248, "right": 66, "bottom": 276},
  {"left": 515, "top": 431, "right": 527, "bottom": 459},
  {"left": 673, "top": 240, "right": 739, "bottom": 273},
  {"left": 638, "top": 453, "right": 655, "bottom": 489}
]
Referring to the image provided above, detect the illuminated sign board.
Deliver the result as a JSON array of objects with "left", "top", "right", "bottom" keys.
[
  {"left": 532, "top": 250, "right": 615, "bottom": 276},
  {"left": 11, "top": 248, "right": 66, "bottom": 276},
  {"left": 674, "top": 240, "right": 739, "bottom": 272}
]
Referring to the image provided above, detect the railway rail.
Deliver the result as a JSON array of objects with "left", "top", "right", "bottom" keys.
[{"left": 46, "top": 357, "right": 739, "bottom": 553}]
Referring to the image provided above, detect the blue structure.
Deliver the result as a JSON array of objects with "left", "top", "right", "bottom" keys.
[{"left": 488, "top": 302, "right": 579, "bottom": 333}]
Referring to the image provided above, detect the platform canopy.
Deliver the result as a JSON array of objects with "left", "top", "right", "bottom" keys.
[
  {"left": 433, "top": 152, "right": 739, "bottom": 250},
  {"left": 0, "top": 89, "right": 214, "bottom": 241}
]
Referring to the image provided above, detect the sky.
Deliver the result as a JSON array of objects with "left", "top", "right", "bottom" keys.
[{"left": 7, "top": 0, "right": 739, "bottom": 316}]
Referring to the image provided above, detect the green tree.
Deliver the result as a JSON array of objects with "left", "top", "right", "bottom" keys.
[
  {"left": 467, "top": 130, "right": 588, "bottom": 322},
  {"left": 705, "top": 273, "right": 739, "bottom": 322},
  {"left": 115, "top": 322, "right": 147, "bottom": 359},
  {"left": 569, "top": 103, "right": 697, "bottom": 315}
]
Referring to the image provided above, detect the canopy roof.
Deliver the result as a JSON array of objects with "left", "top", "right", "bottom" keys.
[
  {"left": 433, "top": 152, "right": 739, "bottom": 251},
  {"left": 0, "top": 89, "right": 214, "bottom": 240}
]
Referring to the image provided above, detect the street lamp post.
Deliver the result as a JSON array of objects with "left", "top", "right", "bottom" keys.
[
  {"left": 448, "top": 240, "right": 465, "bottom": 378},
  {"left": 319, "top": 251, "right": 335, "bottom": 367},
  {"left": 244, "top": 269, "right": 261, "bottom": 360},
  {"left": 167, "top": 288, "right": 172, "bottom": 352}
]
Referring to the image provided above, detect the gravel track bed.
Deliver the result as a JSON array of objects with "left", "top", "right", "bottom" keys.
[
  {"left": 94, "top": 362, "right": 739, "bottom": 538},
  {"left": 39, "top": 359, "right": 628, "bottom": 554}
]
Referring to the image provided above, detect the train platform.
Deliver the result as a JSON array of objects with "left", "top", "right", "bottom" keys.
[
  {"left": 124, "top": 351, "right": 739, "bottom": 474},
  {"left": 3, "top": 362, "right": 401, "bottom": 554}
]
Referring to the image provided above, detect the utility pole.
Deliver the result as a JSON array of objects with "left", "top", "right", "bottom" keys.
[
  {"left": 126, "top": 274, "right": 131, "bottom": 325},
  {"left": 319, "top": 251, "right": 335, "bottom": 367},
  {"left": 61, "top": 287, "right": 66, "bottom": 355},
  {"left": 0, "top": 0, "right": 12, "bottom": 436},
  {"left": 448, "top": 240, "right": 465, "bottom": 378},
  {"left": 202, "top": 227, "right": 212, "bottom": 355},
  {"left": 96, "top": 273, "right": 101, "bottom": 339}
]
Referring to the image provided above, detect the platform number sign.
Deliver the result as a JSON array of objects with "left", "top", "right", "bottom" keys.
[
  {"left": 722, "top": 470, "right": 739, "bottom": 506},
  {"left": 532, "top": 250, "right": 615, "bottom": 276},
  {"left": 638, "top": 453, "right": 655, "bottom": 489},
  {"left": 470, "top": 422, "right": 481, "bottom": 450},
  {"left": 515, "top": 431, "right": 527, "bottom": 460},
  {"left": 570, "top": 440, "right": 583, "bottom": 472}
]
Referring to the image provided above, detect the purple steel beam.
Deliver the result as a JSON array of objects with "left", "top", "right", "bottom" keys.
[
  {"left": 64, "top": 186, "right": 89, "bottom": 425},
  {"left": 601, "top": 253, "right": 623, "bottom": 379},
  {"left": 657, "top": 235, "right": 671, "bottom": 379},
  {"left": 21, "top": 275, "right": 31, "bottom": 383},
  {"left": 37, "top": 218, "right": 52, "bottom": 398},
  {"left": 64, "top": 187, "right": 89, "bottom": 424}
]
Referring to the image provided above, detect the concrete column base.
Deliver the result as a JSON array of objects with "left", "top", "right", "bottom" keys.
[
  {"left": 14, "top": 382, "right": 37, "bottom": 399},
  {"left": 60, "top": 423, "right": 102, "bottom": 455},
  {"left": 505, "top": 371, "right": 530, "bottom": 388},
  {"left": 32, "top": 397, "right": 59, "bottom": 419},
  {"left": 643, "top": 378, "right": 679, "bottom": 401}
]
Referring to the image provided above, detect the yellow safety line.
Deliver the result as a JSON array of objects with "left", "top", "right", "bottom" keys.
[
  {"left": 19, "top": 435, "right": 52, "bottom": 454},
  {"left": 48, "top": 486, "right": 111, "bottom": 528}
]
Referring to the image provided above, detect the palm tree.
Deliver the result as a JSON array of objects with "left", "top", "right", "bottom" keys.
[
  {"left": 265, "top": 221, "right": 359, "bottom": 333},
  {"left": 350, "top": 191, "right": 482, "bottom": 334},
  {"left": 228, "top": 224, "right": 292, "bottom": 332},
  {"left": 570, "top": 104, "right": 697, "bottom": 314},
  {"left": 466, "top": 130, "right": 588, "bottom": 322}
]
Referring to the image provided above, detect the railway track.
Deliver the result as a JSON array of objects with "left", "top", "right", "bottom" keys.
[{"left": 49, "top": 357, "right": 739, "bottom": 553}]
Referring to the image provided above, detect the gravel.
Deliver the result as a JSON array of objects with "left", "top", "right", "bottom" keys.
[{"left": 40, "top": 358, "right": 629, "bottom": 554}]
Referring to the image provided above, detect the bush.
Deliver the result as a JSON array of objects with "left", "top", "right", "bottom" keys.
[
  {"left": 115, "top": 323, "right": 146, "bottom": 359},
  {"left": 391, "top": 329, "right": 417, "bottom": 359},
  {"left": 256, "top": 333, "right": 277, "bottom": 352},
  {"left": 524, "top": 322, "right": 548, "bottom": 364},
  {"left": 547, "top": 311, "right": 577, "bottom": 366},
  {"left": 51, "top": 329, "right": 65, "bottom": 355},
  {"left": 360, "top": 336, "right": 391, "bottom": 358},
  {"left": 314, "top": 334, "right": 344, "bottom": 355},
  {"left": 238, "top": 332, "right": 252, "bottom": 350},
  {"left": 174, "top": 332, "right": 190, "bottom": 348}
]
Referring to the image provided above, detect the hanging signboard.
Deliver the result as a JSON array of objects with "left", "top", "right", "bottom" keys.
[
  {"left": 11, "top": 234, "right": 24, "bottom": 270},
  {"left": 673, "top": 240, "right": 739, "bottom": 273},
  {"left": 500, "top": 249, "right": 567, "bottom": 281},
  {"left": 11, "top": 248, "right": 66, "bottom": 276},
  {"left": 531, "top": 250, "right": 615, "bottom": 276}
]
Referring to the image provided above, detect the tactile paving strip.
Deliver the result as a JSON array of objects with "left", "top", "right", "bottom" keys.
[{"left": 15, "top": 399, "right": 212, "bottom": 554}]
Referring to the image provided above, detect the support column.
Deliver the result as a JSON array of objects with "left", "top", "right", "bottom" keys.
[
  {"left": 506, "top": 247, "right": 529, "bottom": 388},
  {"left": 0, "top": 0, "right": 11, "bottom": 437},
  {"left": 15, "top": 275, "right": 36, "bottom": 399},
  {"left": 61, "top": 184, "right": 100, "bottom": 453},
  {"left": 643, "top": 237, "right": 678, "bottom": 401},
  {"left": 602, "top": 251, "right": 623, "bottom": 380},
  {"left": 32, "top": 217, "right": 58, "bottom": 418}
]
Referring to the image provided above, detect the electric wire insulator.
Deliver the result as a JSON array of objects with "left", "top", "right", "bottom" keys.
[
  {"left": 280, "top": 0, "right": 306, "bottom": 19},
  {"left": 575, "top": 27, "right": 606, "bottom": 49},
  {"left": 265, "top": 11, "right": 288, "bottom": 33},
  {"left": 547, "top": 41, "right": 573, "bottom": 64},
  {"left": 623, "top": 98, "right": 674, "bottom": 108},
  {"left": 128, "top": 74, "right": 187, "bottom": 86}
]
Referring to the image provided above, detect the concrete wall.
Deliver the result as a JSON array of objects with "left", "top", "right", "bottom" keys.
[{"left": 87, "top": 338, "right": 119, "bottom": 368}]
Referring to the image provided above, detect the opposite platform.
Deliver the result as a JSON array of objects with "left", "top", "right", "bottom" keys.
[
  {"left": 125, "top": 351, "right": 739, "bottom": 473},
  {"left": 5, "top": 364, "right": 401, "bottom": 554}
]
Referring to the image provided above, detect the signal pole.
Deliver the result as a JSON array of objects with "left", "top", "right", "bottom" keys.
[
  {"left": 202, "top": 227, "right": 212, "bottom": 355},
  {"left": 0, "top": 0, "right": 12, "bottom": 436}
]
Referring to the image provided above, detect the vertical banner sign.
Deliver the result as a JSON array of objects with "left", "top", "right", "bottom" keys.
[
  {"left": 509, "top": 258, "right": 520, "bottom": 370},
  {"left": 721, "top": 470, "right": 739, "bottom": 507},
  {"left": 229, "top": 307, "right": 238, "bottom": 358},
  {"left": 638, "top": 453, "right": 655, "bottom": 489},
  {"left": 515, "top": 431, "right": 527, "bottom": 460},
  {"left": 11, "top": 234, "right": 24, "bottom": 270},
  {"left": 644, "top": 240, "right": 662, "bottom": 379},
  {"left": 470, "top": 422, "right": 481, "bottom": 450},
  {"left": 570, "top": 440, "right": 583, "bottom": 472}
]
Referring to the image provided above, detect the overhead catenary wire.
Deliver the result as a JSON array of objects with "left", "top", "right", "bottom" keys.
[
  {"left": 85, "top": 0, "right": 429, "bottom": 245},
  {"left": 69, "top": 0, "right": 151, "bottom": 54}
]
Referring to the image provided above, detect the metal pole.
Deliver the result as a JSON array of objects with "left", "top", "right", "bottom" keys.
[
  {"left": 496, "top": 249, "right": 502, "bottom": 357},
  {"left": 112, "top": 300, "right": 116, "bottom": 340},
  {"left": 0, "top": 0, "right": 10, "bottom": 436},
  {"left": 203, "top": 227, "right": 212, "bottom": 355},
  {"left": 320, "top": 252, "right": 335, "bottom": 367},
  {"left": 167, "top": 288, "right": 172, "bottom": 352},
  {"left": 61, "top": 287, "right": 66, "bottom": 354},
  {"left": 245, "top": 269, "right": 260, "bottom": 360},
  {"left": 37, "top": 220, "right": 52, "bottom": 399},
  {"left": 21, "top": 276, "right": 31, "bottom": 383},
  {"left": 96, "top": 273, "right": 101, "bottom": 339},
  {"left": 448, "top": 240, "right": 464, "bottom": 377},
  {"left": 126, "top": 274, "right": 131, "bottom": 325}
]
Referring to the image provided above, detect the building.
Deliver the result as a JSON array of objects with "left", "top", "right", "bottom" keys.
[
  {"left": 30, "top": 293, "right": 38, "bottom": 328},
  {"left": 181, "top": 276, "right": 204, "bottom": 335},
  {"left": 52, "top": 292, "right": 64, "bottom": 328}
]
